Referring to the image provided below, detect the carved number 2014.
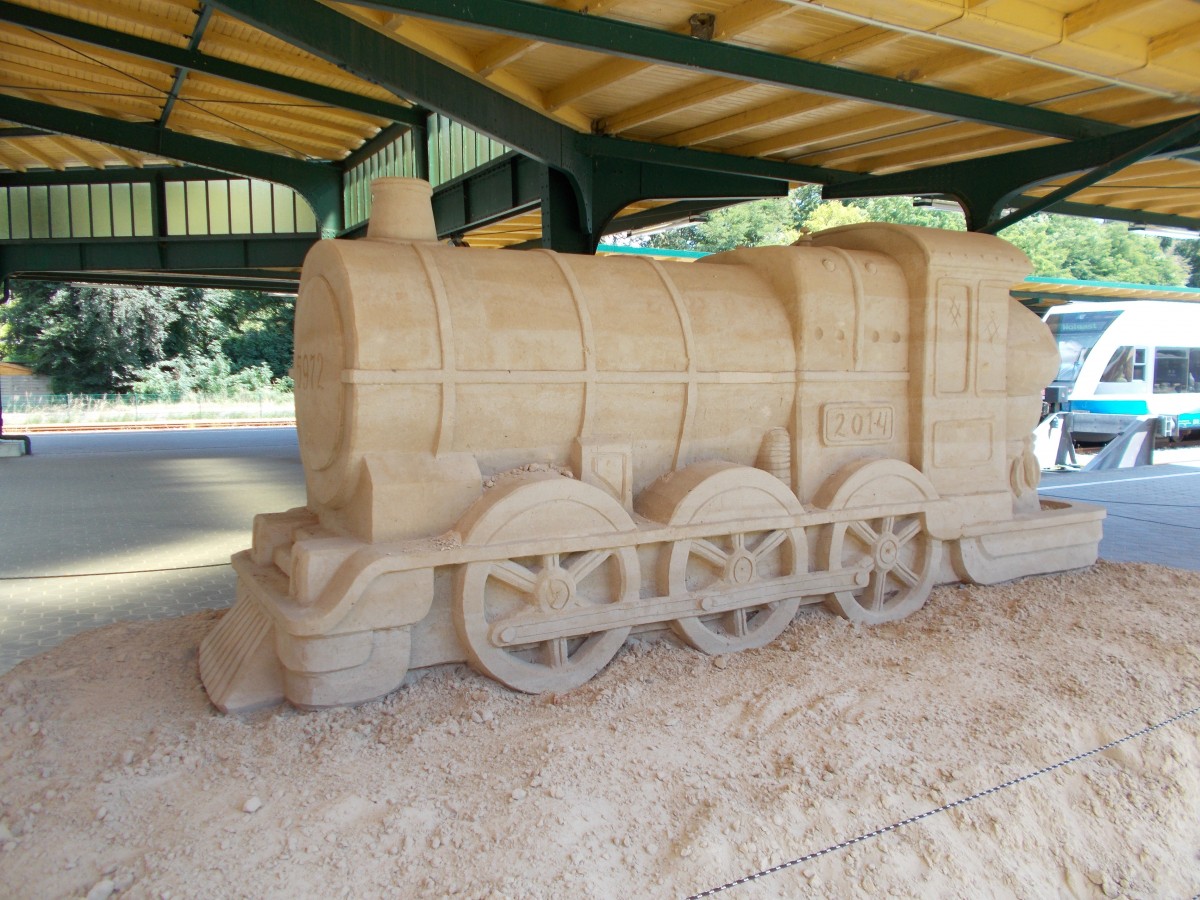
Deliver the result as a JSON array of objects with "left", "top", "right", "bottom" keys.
[{"left": 824, "top": 404, "right": 893, "bottom": 445}]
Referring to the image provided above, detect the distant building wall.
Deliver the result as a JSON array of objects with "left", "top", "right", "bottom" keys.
[{"left": 0, "top": 374, "right": 52, "bottom": 397}]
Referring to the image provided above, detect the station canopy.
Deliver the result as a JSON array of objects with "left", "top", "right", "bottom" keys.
[{"left": 1, "top": 0, "right": 1199, "bottom": 288}]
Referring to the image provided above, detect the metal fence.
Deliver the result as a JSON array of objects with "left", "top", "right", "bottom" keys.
[{"left": 3, "top": 392, "right": 296, "bottom": 426}]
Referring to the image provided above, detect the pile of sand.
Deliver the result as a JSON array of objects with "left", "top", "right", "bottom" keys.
[{"left": 1, "top": 561, "right": 1198, "bottom": 899}]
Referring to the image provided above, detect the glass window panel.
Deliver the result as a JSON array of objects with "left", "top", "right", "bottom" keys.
[
  {"left": 132, "top": 183, "right": 153, "bottom": 236},
  {"left": 296, "top": 196, "right": 317, "bottom": 232},
  {"left": 273, "top": 185, "right": 296, "bottom": 233},
  {"left": 28, "top": 186, "right": 50, "bottom": 239},
  {"left": 90, "top": 185, "right": 113, "bottom": 238},
  {"left": 208, "top": 180, "right": 231, "bottom": 235},
  {"left": 229, "top": 180, "right": 251, "bottom": 233},
  {"left": 0, "top": 190, "right": 9, "bottom": 240},
  {"left": 164, "top": 181, "right": 186, "bottom": 235},
  {"left": 1154, "top": 347, "right": 1191, "bottom": 393},
  {"left": 51, "top": 185, "right": 76, "bottom": 238},
  {"left": 110, "top": 184, "right": 133, "bottom": 237},
  {"left": 186, "top": 181, "right": 209, "bottom": 235},
  {"left": 69, "top": 185, "right": 91, "bottom": 237},
  {"left": 251, "top": 179, "right": 273, "bottom": 233}
]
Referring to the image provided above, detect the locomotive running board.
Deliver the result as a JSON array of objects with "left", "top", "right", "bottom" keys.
[{"left": 488, "top": 567, "right": 869, "bottom": 648}]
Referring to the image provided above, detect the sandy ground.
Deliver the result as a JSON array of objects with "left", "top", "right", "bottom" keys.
[{"left": 0, "top": 560, "right": 1198, "bottom": 899}]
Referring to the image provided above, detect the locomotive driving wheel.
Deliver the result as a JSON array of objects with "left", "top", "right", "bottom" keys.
[
  {"left": 453, "top": 473, "right": 639, "bottom": 693},
  {"left": 821, "top": 513, "right": 938, "bottom": 624},
  {"left": 643, "top": 461, "right": 808, "bottom": 655},
  {"left": 815, "top": 459, "right": 943, "bottom": 625}
]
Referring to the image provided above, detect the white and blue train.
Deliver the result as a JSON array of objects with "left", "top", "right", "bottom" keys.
[{"left": 1042, "top": 300, "right": 1200, "bottom": 440}]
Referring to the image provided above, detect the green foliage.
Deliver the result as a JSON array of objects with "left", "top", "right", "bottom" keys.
[
  {"left": 2, "top": 283, "right": 177, "bottom": 393},
  {"left": 0, "top": 282, "right": 295, "bottom": 393},
  {"left": 126, "top": 353, "right": 286, "bottom": 400},
  {"left": 644, "top": 186, "right": 821, "bottom": 253},
  {"left": 999, "top": 215, "right": 1189, "bottom": 285},
  {"left": 1171, "top": 239, "right": 1200, "bottom": 288},
  {"left": 634, "top": 190, "right": 1192, "bottom": 287}
]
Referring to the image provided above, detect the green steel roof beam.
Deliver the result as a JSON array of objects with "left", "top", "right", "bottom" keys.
[
  {"left": 1028, "top": 199, "right": 1200, "bottom": 233},
  {"left": 348, "top": 0, "right": 1122, "bottom": 142},
  {"left": 208, "top": 0, "right": 834, "bottom": 253},
  {"left": 823, "top": 114, "right": 1200, "bottom": 231},
  {"left": 158, "top": 4, "right": 215, "bottom": 128},
  {"left": 206, "top": 0, "right": 852, "bottom": 189},
  {"left": 0, "top": 95, "right": 344, "bottom": 237},
  {"left": 0, "top": 0, "right": 426, "bottom": 129},
  {"left": 979, "top": 114, "right": 1200, "bottom": 233}
]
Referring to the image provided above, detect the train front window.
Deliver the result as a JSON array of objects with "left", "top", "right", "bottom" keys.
[
  {"left": 1100, "top": 346, "right": 1146, "bottom": 384},
  {"left": 1046, "top": 310, "right": 1122, "bottom": 383}
]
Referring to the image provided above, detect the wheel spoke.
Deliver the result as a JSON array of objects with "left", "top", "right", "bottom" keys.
[
  {"left": 732, "top": 532, "right": 747, "bottom": 553},
  {"left": 691, "top": 538, "right": 728, "bottom": 568},
  {"left": 894, "top": 519, "right": 921, "bottom": 547},
  {"left": 870, "top": 573, "right": 888, "bottom": 611},
  {"left": 490, "top": 560, "right": 538, "bottom": 593},
  {"left": 881, "top": 516, "right": 895, "bottom": 537},
  {"left": 540, "top": 553, "right": 560, "bottom": 572},
  {"left": 848, "top": 520, "right": 878, "bottom": 548},
  {"left": 893, "top": 560, "right": 920, "bottom": 587},
  {"left": 542, "top": 638, "right": 569, "bottom": 669},
  {"left": 566, "top": 549, "right": 610, "bottom": 583},
  {"left": 723, "top": 607, "right": 749, "bottom": 638},
  {"left": 750, "top": 529, "right": 786, "bottom": 561}
]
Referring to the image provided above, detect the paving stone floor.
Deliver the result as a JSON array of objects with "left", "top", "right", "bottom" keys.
[
  {"left": 0, "top": 428, "right": 1196, "bottom": 676},
  {"left": 0, "top": 428, "right": 305, "bottom": 674}
]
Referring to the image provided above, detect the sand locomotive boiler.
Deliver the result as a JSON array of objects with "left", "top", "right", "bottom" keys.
[{"left": 201, "top": 178, "right": 1103, "bottom": 712}]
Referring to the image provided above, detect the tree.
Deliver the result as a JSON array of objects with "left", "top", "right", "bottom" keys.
[
  {"left": 999, "top": 215, "right": 1189, "bottom": 285},
  {"left": 0, "top": 281, "right": 296, "bottom": 393},
  {"left": 220, "top": 290, "right": 295, "bottom": 378},
  {"left": 631, "top": 191, "right": 1192, "bottom": 286},
  {"left": 4, "top": 284, "right": 176, "bottom": 393}
]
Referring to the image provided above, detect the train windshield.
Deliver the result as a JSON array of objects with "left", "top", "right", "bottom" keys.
[{"left": 1045, "top": 310, "right": 1122, "bottom": 383}]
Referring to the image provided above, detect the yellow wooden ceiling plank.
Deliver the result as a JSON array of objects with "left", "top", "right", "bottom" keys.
[
  {"left": 474, "top": 35, "right": 543, "bottom": 78},
  {"left": 205, "top": 12, "right": 401, "bottom": 98},
  {"left": 798, "top": 0, "right": 1192, "bottom": 102},
  {"left": 331, "top": 2, "right": 592, "bottom": 130},
  {"left": 0, "top": 24, "right": 173, "bottom": 77},
  {"left": 599, "top": 22, "right": 900, "bottom": 135},
  {"left": 1, "top": 65, "right": 164, "bottom": 119},
  {"left": 173, "top": 97, "right": 376, "bottom": 145},
  {"left": 1148, "top": 20, "right": 1200, "bottom": 60},
  {"left": 713, "top": 0, "right": 797, "bottom": 40},
  {"left": 41, "top": 1, "right": 194, "bottom": 46},
  {"left": 774, "top": 66, "right": 1095, "bottom": 169},
  {"left": 663, "top": 92, "right": 830, "bottom": 147},
  {"left": 473, "top": 0, "right": 629, "bottom": 77},
  {"left": 544, "top": 57, "right": 647, "bottom": 111},
  {"left": 46, "top": 134, "right": 107, "bottom": 169},
  {"left": 542, "top": 0, "right": 797, "bottom": 113},
  {"left": 0, "top": 38, "right": 175, "bottom": 93},
  {"left": 167, "top": 107, "right": 354, "bottom": 158},
  {"left": 653, "top": 25, "right": 904, "bottom": 145},
  {"left": 730, "top": 107, "right": 926, "bottom": 157},
  {"left": 178, "top": 77, "right": 384, "bottom": 134},
  {"left": 597, "top": 79, "right": 752, "bottom": 134},
  {"left": 17, "top": 139, "right": 66, "bottom": 171},
  {"left": 0, "top": 145, "right": 30, "bottom": 173},
  {"left": 107, "top": 145, "right": 146, "bottom": 168},
  {"left": 665, "top": 34, "right": 983, "bottom": 151},
  {"left": 1063, "top": 0, "right": 1163, "bottom": 40},
  {"left": 856, "top": 130, "right": 1055, "bottom": 174}
]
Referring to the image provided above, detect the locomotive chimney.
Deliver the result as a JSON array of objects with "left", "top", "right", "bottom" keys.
[{"left": 367, "top": 177, "right": 438, "bottom": 242}]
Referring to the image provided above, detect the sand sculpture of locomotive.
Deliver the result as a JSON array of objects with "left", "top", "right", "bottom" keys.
[{"left": 200, "top": 178, "right": 1104, "bottom": 712}]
